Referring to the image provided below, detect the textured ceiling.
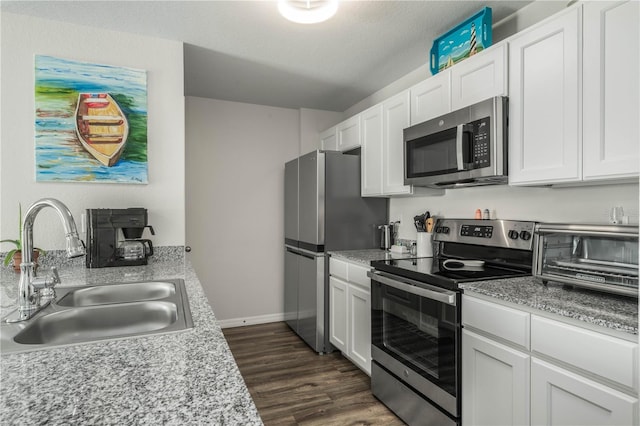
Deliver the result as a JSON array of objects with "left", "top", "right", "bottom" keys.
[{"left": 2, "top": 0, "right": 534, "bottom": 111}]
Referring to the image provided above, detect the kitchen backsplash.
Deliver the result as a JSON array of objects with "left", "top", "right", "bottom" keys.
[{"left": 390, "top": 182, "right": 639, "bottom": 241}]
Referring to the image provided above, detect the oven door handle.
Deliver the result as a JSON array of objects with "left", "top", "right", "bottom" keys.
[{"left": 367, "top": 271, "right": 457, "bottom": 306}]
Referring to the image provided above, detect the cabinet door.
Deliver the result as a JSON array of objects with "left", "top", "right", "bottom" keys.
[
  {"left": 348, "top": 284, "right": 371, "bottom": 375},
  {"left": 329, "top": 276, "right": 348, "bottom": 353},
  {"left": 583, "top": 0, "right": 639, "bottom": 181},
  {"left": 382, "top": 90, "right": 412, "bottom": 195},
  {"left": 508, "top": 7, "right": 581, "bottom": 185},
  {"left": 360, "top": 104, "right": 383, "bottom": 196},
  {"left": 451, "top": 43, "right": 508, "bottom": 111},
  {"left": 337, "top": 115, "right": 361, "bottom": 151},
  {"left": 531, "top": 358, "right": 638, "bottom": 426},
  {"left": 410, "top": 70, "right": 451, "bottom": 125},
  {"left": 320, "top": 126, "right": 337, "bottom": 151},
  {"left": 462, "top": 329, "right": 530, "bottom": 426}
]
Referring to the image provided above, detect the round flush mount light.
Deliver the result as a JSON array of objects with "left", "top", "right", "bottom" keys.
[{"left": 278, "top": 0, "right": 339, "bottom": 24}]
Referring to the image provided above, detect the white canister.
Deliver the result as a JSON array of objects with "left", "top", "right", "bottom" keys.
[{"left": 416, "top": 232, "right": 434, "bottom": 257}]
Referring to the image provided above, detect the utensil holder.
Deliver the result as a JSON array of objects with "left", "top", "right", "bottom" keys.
[{"left": 417, "top": 232, "right": 433, "bottom": 257}]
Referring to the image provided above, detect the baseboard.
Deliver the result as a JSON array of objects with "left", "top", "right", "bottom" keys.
[{"left": 218, "top": 312, "right": 286, "bottom": 329}]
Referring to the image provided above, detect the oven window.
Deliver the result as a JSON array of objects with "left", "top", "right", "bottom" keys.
[
  {"left": 372, "top": 282, "right": 458, "bottom": 396},
  {"left": 406, "top": 127, "right": 458, "bottom": 178}
]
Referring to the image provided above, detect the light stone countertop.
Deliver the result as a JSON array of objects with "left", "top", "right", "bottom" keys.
[
  {"left": 329, "top": 249, "right": 414, "bottom": 266},
  {"left": 328, "top": 249, "right": 638, "bottom": 337},
  {"left": 0, "top": 247, "right": 262, "bottom": 425}
]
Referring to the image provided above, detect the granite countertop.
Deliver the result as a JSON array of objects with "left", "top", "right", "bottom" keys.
[
  {"left": 0, "top": 247, "right": 262, "bottom": 425},
  {"left": 329, "top": 249, "right": 414, "bottom": 265},
  {"left": 329, "top": 249, "right": 638, "bottom": 338},
  {"left": 461, "top": 277, "right": 638, "bottom": 337}
]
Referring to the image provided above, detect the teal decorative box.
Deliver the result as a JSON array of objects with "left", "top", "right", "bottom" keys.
[{"left": 430, "top": 7, "right": 493, "bottom": 75}]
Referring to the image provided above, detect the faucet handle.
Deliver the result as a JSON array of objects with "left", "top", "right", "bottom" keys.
[
  {"left": 32, "top": 267, "right": 61, "bottom": 290},
  {"left": 50, "top": 267, "right": 61, "bottom": 285}
]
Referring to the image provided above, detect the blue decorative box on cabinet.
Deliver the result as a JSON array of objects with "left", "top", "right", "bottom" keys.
[{"left": 430, "top": 7, "right": 493, "bottom": 75}]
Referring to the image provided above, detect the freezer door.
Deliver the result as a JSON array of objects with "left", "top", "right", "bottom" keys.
[
  {"left": 284, "top": 246, "right": 299, "bottom": 331},
  {"left": 298, "top": 151, "right": 324, "bottom": 249},
  {"left": 284, "top": 158, "right": 299, "bottom": 243},
  {"left": 296, "top": 249, "right": 326, "bottom": 352}
]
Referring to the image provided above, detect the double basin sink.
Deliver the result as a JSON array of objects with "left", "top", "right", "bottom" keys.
[{"left": 1, "top": 279, "right": 193, "bottom": 354}]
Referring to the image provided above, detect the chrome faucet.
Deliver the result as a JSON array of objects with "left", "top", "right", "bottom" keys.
[{"left": 8, "top": 198, "right": 85, "bottom": 322}]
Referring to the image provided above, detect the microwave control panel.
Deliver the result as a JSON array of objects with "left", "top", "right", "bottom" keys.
[{"left": 470, "top": 117, "right": 490, "bottom": 167}]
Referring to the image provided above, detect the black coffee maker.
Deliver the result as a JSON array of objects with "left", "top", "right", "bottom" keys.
[{"left": 86, "top": 208, "right": 155, "bottom": 268}]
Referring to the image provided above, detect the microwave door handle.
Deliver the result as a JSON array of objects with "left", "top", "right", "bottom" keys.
[{"left": 456, "top": 124, "right": 465, "bottom": 170}]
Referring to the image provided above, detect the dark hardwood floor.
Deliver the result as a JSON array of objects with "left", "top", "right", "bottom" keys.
[{"left": 223, "top": 322, "right": 405, "bottom": 426}]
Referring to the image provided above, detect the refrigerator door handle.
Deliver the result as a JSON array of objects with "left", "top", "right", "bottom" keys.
[{"left": 286, "top": 245, "right": 319, "bottom": 260}]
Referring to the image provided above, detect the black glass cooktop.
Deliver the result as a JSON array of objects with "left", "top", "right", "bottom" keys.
[{"left": 371, "top": 256, "right": 530, "bottom": 291}]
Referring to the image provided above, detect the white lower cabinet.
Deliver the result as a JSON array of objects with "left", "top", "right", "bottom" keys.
[
  {"left": 329, "top": 276, "right": 348, "bottom": 352},
  {"left": 531, "top": 358, "right": 638, "bottom": 426},
  {"left": 462, "top": 329, "right": 530, "bottom": 426},
  {"left": 329, "top": 257, "right": 372, "bottom": 375},
  {"left": 462, "top": 295, "right": 639, "bottom": 426},
  {"left": 347, "top": 284, "right": 371, "bottom": 369}
]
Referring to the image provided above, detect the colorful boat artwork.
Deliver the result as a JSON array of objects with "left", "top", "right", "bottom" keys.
[{"left": 75, "top": 93, "right": 129, "bottom": 167}]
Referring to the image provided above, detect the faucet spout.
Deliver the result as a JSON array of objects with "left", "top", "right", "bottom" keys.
[{"left": 12, "top": 198, "right": 85, "bottom": 322}]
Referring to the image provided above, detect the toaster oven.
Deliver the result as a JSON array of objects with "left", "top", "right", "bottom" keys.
[{"left": 533, "top": 223, "right": 639, "bottom": 297}]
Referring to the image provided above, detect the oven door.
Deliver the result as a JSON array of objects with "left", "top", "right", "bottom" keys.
[{"left": 369, "top": 270, "right": 460, "bottom": 422}]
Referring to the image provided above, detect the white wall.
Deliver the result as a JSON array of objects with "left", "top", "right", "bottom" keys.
[
  {"left": 185, "top": 96, "right": 300, "bottom": 324},
  {"left": 0, "top": 12, "right": 185, "bottom": 249},
  {"left": 391, "top": 183, "right": 639, "bottom": 241}
]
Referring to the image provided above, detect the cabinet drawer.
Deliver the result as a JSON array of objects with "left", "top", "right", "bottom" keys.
[
  {"left": 531, "top": 315, "right": 638, "bottom": 390},
  {"left": 348, "top": 263, "right": 370, "bottom": 288},
  {"left": 329, "top": 257, "right": 348, "bottom": 281},
  {"left": 462, "top": 296, "right": 530, "bottom": 349}
]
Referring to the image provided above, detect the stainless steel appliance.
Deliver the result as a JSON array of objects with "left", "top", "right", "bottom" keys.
[
  {"left": 285, "top": 150, "right": 387, "bottom": 353},
  {"left": 533, "top": 223, "right": 639, "bottom": 297},
  {"left": 404, "top": 96, "right": 508, "bottom": 188},
  {"left": 369, "top": 218, "right": 535, "bottom": 426},
  {"left": 86, "top": 208, "right": 155, "bottom": 268}
]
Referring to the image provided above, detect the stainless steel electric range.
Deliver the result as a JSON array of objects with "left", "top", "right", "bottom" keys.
[{"left": 368, "top": 218, "right": 536, "bottom": 426}]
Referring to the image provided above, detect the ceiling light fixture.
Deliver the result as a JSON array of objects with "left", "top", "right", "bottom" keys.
[{"left": 278, "top": 0, "right": 339, "bottom": 24}]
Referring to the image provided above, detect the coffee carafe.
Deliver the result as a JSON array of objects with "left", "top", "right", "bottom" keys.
[
  {"left": 86, "top": 208, "right": 155, "bottom": 268},
  {"left": 119, "top": 225, "right": 154, "bottom": 260}
]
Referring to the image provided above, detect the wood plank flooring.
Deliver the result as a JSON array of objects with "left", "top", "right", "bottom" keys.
[{"left": 223, "top": 321, "right": 405, "bottom": 426}]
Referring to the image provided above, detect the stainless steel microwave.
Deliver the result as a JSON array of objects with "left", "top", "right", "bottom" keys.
[{"left": 403, "top": 96, "right": 508, "bottom": 188}]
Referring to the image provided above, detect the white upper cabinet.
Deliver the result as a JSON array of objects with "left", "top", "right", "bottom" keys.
[
  {"left": 319, "top": 126, "right": 338, "bottom": 151},
  {"left": 410, "top": 70, "right": 451, "bottom": 126},
  {"left": 450, "top": 43, "right": 508, "bottom": 111},
  {"left": 360, "top": 104, "right": 384, "bottom": 196},
  {"left": 361, "top": 91, "right": 431, "bottom": 197},
  {"left": 337, "top": 115, "right": 361, "bottom": 151},
  {"left": 582, "top": 0, "right": 639, "bottom": 181},
  {"left": 382, "top": 91, "right": 412, "bottom": 195},
  {"left": 508, "top": 6, "right": 582, "bottom": 185}
]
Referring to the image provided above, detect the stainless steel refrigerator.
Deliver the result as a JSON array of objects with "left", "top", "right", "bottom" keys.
[{"left": 284, "top": 150, "right": 387, "bottom": 353}]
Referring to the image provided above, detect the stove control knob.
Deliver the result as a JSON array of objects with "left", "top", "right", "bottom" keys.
[
  {"left": 508, "top": 230, "right": 519, "bottom": 240},
  {"left": 442, "top": 226, "right": 450, "bottom": 234},
  {"left": 435, "top": 226, "right": 442, "bottom": 233},
  {"left": 519, "top": 230, "right": 532, "bottom": 241}
]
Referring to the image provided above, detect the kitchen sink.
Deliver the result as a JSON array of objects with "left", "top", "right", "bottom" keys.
[
  {"left": 57, "top": 281, "right": 176, "bottom": 307},
  {"left": 1, "top": 279, "right": 193, "bottom": 354}
]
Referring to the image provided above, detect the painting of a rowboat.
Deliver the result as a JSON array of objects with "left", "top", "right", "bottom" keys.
[
  {"left": 75, "top": 93, "right": 129, "bottom": 167},
  {"left": 35, "top": 55, "right": 147, "bottom": 183}
]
